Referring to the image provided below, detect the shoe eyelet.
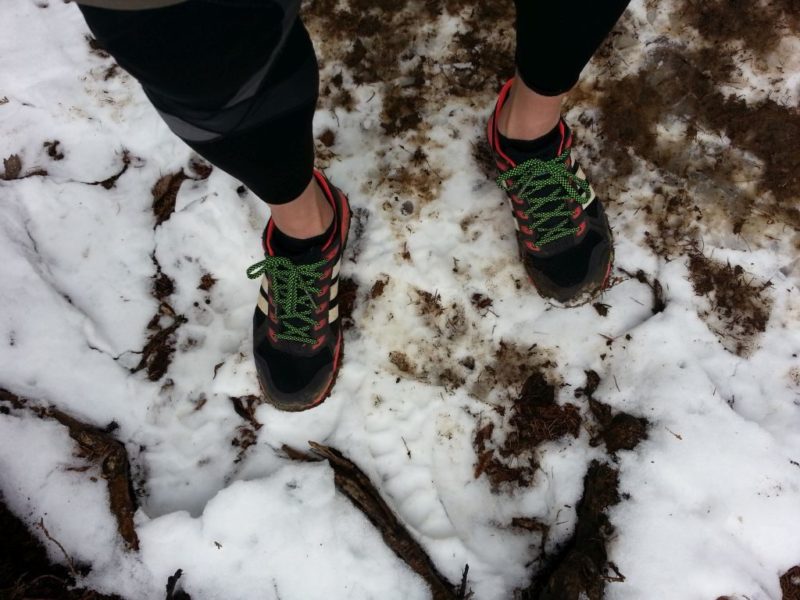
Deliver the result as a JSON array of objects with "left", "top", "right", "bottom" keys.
[
  {"left": 314, "top": 320, "right": 326, "bottom": 331},
  {"left": 576, "top": 222, "right": 587, "bottom": 236},
  {"left": 515, "top": 209, "right": 527, "bottom": 220},
  {"left": 520, "top": 225, "right": 533, "bottom": 236},
  {"left": 572, "top": 206, "right": 582, "bottom": 219},
  {"left": 311, "top": 335, "right": 326, "bottom": 350},
  {"left": 317, "top": 284, "right": 330, "bottom": 298}
]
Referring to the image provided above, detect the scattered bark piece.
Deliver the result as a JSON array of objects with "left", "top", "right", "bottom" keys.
[
  {"left": 131, "top": 316, "right": 186, "bottom": 381},
  {"left": 165, "top": 568, "right": 192, "bottom": 600},
  {"left": 389, "top": 351, "right": 415, "bottom": 375},
  {"left": 337, "top": 277, "right": 358, "bottom": 330},
  {"left": 152, "top": 170, "right": 188, "bottom": 227},
  {"left": 369, "top": 276, "right": 388, "bottom": 299},
  {"left": 2, "top": 154, "right": 22, "bottom": 180},
  {"left": 782, "top": 565, "right": 800, "bottom": 600},
  {"left": 43, "top": 140, "right": 64, "bottom": 160},
  {"left": 188, "top": 158, "right": 212, "bottom": 180},
  {"left": 198, "top": 273, "right": 217, "bottom": 291},
  {"left": 229, "top": 395, "right": 262, "bottom": 430},
  {"left": 319, "top": 129, "right": 336, "bottom": 147}
]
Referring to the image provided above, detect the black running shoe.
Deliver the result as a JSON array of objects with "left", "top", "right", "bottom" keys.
[
  {"left": 487, "top": 79, "right": 613, "bottom": 305},
  {"left": 246, "top": 170, "right": 351, "bottom": 411}
]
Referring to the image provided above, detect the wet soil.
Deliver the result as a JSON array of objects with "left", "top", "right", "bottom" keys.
[
  {"left": 0, "top": 498, "right": 122, "bottom": 600},
  {"left": 681, "top": 0, "right": 800, "bottom": 56},
  {"left": 687, "top": 252, "right": 772, "bottom": 356},
  {"left": 591, "top": 43, "right": 800, "bottom": 244},
  {"left": 305, "top": 0, "right": 514, "bottom": 204},
  {"left": 474, "top": 371, "right": 581, "bottom": 491}
]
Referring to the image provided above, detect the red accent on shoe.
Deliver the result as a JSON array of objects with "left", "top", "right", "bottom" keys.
[
  {"left": 602, "top": 259, "right": 613, "bottom": 287},
  {"left": 264, "top": 220, "right": 277, "bottom": 256},
  {"left": 520, "top": 225, "right": 533, "bottom": 235},
  {"left": 489, "top": 79, "right": 518, "bottom": 169},
  {"left": 317, "top": 284, "right": 330, "bottom": 298},
  {"left": 525, "top": 241, "right": 540, "bottom": 252},
  {"left": 314, "top": 320, "right": 325, "bottom": 331},
  {"left": 515, "top": 209, "right": 527, "bottom": 220},
  {"left": 511, "top": 194, "right": 525, "bottom": 206},
  {"left": 316, "top": 301, "right": 328, "bottom": 315},
  {"left": 311, "top": 335, "right": 326, "bottom": 351},
  {"left": 556, "top": 120, "right": 567, "bottom": 156},
  {"left": 572, "top": 206, "right": 582, "bottom": 219},
  {"left": 269, "top": 329, "right": 279, "bottom": 343},
  {"left": 576, "top": 222, "right": 587, "bottom": 236},
  {"left": 324, "top": 248, "right": 338, "bottom": 262}
]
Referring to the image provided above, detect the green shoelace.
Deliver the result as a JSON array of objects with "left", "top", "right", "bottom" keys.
[
  {"left": 496, "top": 149, "right": 592, "bottom": 246},
  {"left": 247, "top": 256, "right": 327, "bottom": 345}
]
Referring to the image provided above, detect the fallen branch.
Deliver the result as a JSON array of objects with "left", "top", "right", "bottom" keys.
[
  {"left": 0, "top": 389, "right": 139, "bottom": 551},
  {"left": 304, "top": 442, "right": 463, "bottom": 600}
]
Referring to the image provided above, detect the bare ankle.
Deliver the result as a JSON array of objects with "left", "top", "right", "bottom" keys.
[
  {"left": 268, "top": 176, "right": 334, "bottom": 239},
  {"left": 498, "top": 74, "right": 565, "bottom": 141}
]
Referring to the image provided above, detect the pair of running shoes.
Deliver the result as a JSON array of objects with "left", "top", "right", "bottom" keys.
[{"left": 246, "top": 80, "right": 613, "bottom": 411}]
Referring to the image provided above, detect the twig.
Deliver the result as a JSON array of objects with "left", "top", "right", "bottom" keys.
[{"left": 37, "top": 519, "right": 78, "bottom": 579}]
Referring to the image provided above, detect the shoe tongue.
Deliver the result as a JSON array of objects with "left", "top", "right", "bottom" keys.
[
  {"left": 498, "top": 121, "right": 566, "bottom": 166},
  {"left": 268, "top": 222, "right": 333, "bottom": 263}
]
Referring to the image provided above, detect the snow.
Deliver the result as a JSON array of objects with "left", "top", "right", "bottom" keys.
[{"left": 1, "top": 0, "right": 799, "bottom": 599}]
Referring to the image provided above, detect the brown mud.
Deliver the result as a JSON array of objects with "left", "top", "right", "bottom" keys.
[
  {"left": 305, "top": 0, "right": 514, "bottom": 204},
  {"left": 589, "top": 43, "right": 800, "bottom": 244}
]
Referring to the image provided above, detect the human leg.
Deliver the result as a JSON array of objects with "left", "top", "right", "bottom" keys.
[
  {"left": 78, "top": 1, "right": 348, "bottom": 409},
  {"left": 488, "top": 0, "right": 631, "bottom": 304}
]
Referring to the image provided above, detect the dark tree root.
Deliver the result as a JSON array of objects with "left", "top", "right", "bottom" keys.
[
  {"left": 0, "top": 388, "right": 139, "bottom": 551},
  {"left": 515, "top": 461, "right": 623, "bottom": 600},
  {"left": 284, "top": 441, "right": 631, "bottom": 600},
  {"left": 286, "top": 442, "right": 463, "bottom": 600}
]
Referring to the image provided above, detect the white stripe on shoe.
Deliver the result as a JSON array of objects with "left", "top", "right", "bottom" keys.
[
  {"left": 257, "top": 293, "right": 270, "bottom": 315},
  {"left": 328, "top": 304, "right": 339, "bottom": 323}
]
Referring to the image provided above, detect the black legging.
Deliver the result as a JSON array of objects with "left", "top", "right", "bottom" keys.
[{"left": 78, "top": 0, "right": 630, "bottom": 205}]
